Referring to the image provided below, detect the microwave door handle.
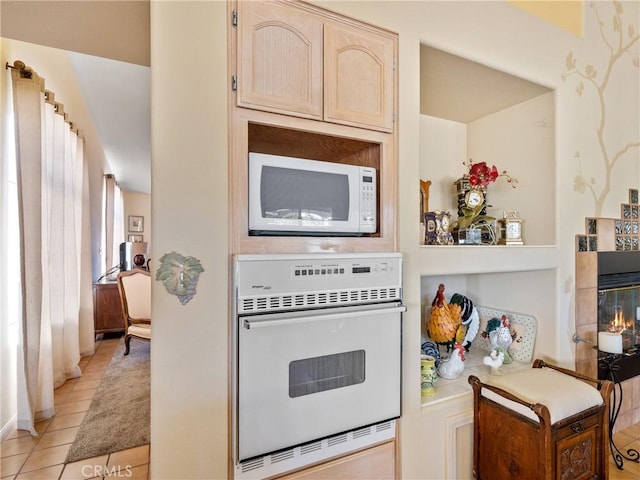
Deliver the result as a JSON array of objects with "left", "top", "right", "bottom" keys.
[{"left": 243, "top": 305, "right": 406, "bottom": 330}]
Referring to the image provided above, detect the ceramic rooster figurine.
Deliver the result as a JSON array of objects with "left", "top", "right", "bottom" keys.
[
  {"left": 438, "top": 343, "right": 466, "bottom": 380},
  {"left": 489, "top": 315, "right": 514, "bottom": 350},
  {"left": 427, "top": 284, "right": 462, "bottom": 351},
  {"left": 487, "top": 314, "right": 515, "bottom": 364},
  {"left": 449, "top": 293, "right": 480, "bottom": 351},
  {"left": 483, "top": 349, "right": 505, "bottom": 375}
]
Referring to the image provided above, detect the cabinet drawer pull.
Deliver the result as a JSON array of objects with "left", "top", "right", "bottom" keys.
[{"left": 571, "top": 421, "right": 585, "bottom": 433}]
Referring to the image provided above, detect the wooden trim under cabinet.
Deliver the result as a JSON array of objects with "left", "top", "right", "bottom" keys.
[{"left": 274, "top": 441, "right": 396, "bottom": 480}]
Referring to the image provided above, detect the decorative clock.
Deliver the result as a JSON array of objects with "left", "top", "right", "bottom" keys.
[
  {"left": 499, "top": 211, "right": 523, "bottom": 245},
  {"left": 424, "top": 210, "right": 454, "bottom": 245},
  {"left": 464, "top": 189, "right": 484, "bottom": 209}
]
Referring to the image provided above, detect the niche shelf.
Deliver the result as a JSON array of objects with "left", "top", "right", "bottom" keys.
[
  {"left": 230, "top": 108, "right": 397, "bottom": 254},
  {"left": 419, "top": 244, "right": 560, "bottom": 276}
]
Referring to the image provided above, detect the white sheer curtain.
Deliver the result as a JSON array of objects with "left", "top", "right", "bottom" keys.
[
  {"left": 112, "top": 180, "right": 125, "bottom": 269},
  {"left": 104, "top": 174, "right": 125, "bottom": 274},
  {"left": 10, "top": 61, "right": 87, "bottom": 434}
]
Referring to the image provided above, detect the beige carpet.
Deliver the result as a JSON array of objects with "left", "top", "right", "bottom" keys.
[{"left": 65, "top": 338, "right": 150, "bottom": 463}]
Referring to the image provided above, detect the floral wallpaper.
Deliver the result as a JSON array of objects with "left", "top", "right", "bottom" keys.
[{"left": 563, "top": 1, "right": 640, "bottom": 216}]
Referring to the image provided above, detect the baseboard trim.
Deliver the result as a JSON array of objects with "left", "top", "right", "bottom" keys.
[{"left": 1, "top": 414, "right": 17, "bottom": 441}]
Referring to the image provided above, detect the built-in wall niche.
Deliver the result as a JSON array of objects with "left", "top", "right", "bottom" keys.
[
  {"left": 419, "top": 45, "right": 555, "bottom": 246},
  {"left": 420, "top": 269, "right": 556, "bottom": 362},
  {"left": 230, "top": 108, "right": 396, "bottom": 253}
]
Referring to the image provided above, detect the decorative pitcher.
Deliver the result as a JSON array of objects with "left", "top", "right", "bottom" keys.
[{"left": 421, "top": 354, "right": 438, "bottom": 396}]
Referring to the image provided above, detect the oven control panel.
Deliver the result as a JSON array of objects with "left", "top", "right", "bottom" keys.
[
  {"left": 293, "top": 262, "right": 393, "bottom": 277},
  {"left": 234, "top": 253, "right": 403, "bottom": 312}
]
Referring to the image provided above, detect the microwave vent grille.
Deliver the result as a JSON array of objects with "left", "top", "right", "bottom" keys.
[{"left": 237, "top": 287, "right": 401, "bottom": 313}]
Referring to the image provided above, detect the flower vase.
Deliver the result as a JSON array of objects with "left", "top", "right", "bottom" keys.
[{"left": 420, "top": 354, "right": 438, "bottom": 396}]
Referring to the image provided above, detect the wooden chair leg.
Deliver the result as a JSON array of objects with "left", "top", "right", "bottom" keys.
[{"left": 124, "top": 334, "right": 132, "bottom": 355}]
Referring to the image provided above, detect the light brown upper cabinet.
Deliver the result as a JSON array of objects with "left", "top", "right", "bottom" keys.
[
  {"left": 235, "top": 0, "right": 396, "bottom": 133},
  {"left": 323, "top": 21, "right": 395, "bottom": 132},
  {"left": 237, "top": 1, "right": 324, "bottom": 120}
]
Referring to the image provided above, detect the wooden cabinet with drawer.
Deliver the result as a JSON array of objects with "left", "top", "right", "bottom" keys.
[{"left": 93, "top": 281, "right": 124, "bottom": 335}]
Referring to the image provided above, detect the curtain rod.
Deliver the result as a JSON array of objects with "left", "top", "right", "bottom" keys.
[
  {"left": 7, "top": 60, "right": 84, "bottom": 138},
  {"left": 6, "top": 60, "right": 32, "bottom": 79}
]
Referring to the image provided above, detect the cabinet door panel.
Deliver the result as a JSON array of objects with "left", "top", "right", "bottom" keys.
[
  {"left": 237, "top": 1, "right": 323, "bottom": 119},
  {"left": 276, "top": 441, "right": 395, "bottom": 480},
  {"left": 324, "top": 22, "right": 395, "bottom": 132}
]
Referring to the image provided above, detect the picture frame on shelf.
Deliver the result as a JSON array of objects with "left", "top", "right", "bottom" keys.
[
  {"left": 128, "top": 215, "right": 144, "bottom": 233},
  {"left": 128, "top": 234, "right": 143, "bottom": 243}
]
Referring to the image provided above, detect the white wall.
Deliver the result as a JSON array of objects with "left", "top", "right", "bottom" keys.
[
  {"left": 419, "top": 115, "right": 467, "bottom": 214},
  {"left": 150, "top": 2, "right": 228, "bottom": 478},
  {"left": 468, "top": 92, "right": 555, "bottom": 245},
  {"left": 123, "top": 191, "right": 151, "bottom": 248}
]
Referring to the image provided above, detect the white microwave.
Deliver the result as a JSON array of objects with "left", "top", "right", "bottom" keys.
[{"left": 248, "top": 152, "right": 377, "bottom": 235}]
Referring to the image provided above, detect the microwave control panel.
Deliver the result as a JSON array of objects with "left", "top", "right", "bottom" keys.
[{"left": 359, "top": 166, "right": 376, "bottom": 231}]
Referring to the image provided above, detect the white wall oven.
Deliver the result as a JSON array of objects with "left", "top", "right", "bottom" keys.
[{"left": 232, "top": 253, "right": 404, "bottom": 479}]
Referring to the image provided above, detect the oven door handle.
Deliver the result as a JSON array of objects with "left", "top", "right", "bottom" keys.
[{"left": 242, "top": 305, "right": 406, "bottom": 330}]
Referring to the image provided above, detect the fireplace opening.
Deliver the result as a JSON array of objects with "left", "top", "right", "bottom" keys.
[{"left": 597, "top": 252, "right": 640, "bottom": 381}]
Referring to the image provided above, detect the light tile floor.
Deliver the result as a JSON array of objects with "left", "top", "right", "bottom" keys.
[
  {"left": 1, "top": 336, "right": 150, "bottom": 480},
  {"left": 611, "top": 424, "right": 640, "bottom": 480}
]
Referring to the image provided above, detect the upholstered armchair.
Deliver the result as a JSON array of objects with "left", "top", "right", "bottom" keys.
[{"left": 117, "top": 268, "right": 151, "bottom": 355}]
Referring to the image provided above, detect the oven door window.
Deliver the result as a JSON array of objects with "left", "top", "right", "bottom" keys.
[{"left": 289, "top": 350, "right": 365, "bottom": 398}]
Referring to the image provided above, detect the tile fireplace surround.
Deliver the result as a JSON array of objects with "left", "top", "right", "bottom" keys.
[{"left": 575, "top": 188, "right": 640, "bottom": 431}]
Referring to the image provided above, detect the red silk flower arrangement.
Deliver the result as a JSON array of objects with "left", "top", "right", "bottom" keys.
[
  {"left": 453, "top": 159, "right": 519, "bottom": 231},
  {"left": 465, "top": 159, "right": 518, "bottom": 188}
]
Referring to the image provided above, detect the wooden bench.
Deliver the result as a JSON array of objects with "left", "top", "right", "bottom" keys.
[{"left": 468, "top": 359, "right": 613, "bottom": 480}]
